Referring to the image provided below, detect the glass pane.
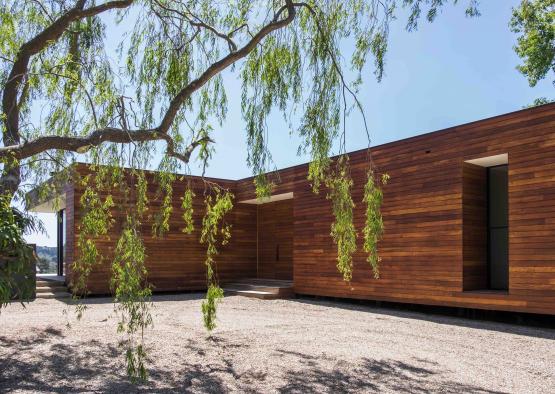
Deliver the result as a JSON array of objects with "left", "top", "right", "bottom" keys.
[
  {"left": 62, "top": 209, "right": 66, "bottom": 271},
  {"left": 488, "top": 165, "right": 508, "bottom": 228},
  {"left": 489, "top": 227, "right": 508, "bottom": 290},
  {"left": 487, "top": 165, "right": 508, "bottom": 290}
]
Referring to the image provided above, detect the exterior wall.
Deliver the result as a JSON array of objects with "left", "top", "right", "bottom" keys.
[
  {"left": 63, "top": 182, "right": 76, "bottom": 287},
  {"left": 64, "top": 103, "right": 555, "bottom": 314},
  {"left": 238, "top": 103, "right": 555, "bottom": 315},
  {"left": 66, "top": 166, "right": 257, "bottom": 295}
]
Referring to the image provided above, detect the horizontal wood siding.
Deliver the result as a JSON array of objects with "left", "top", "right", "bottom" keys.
[
  {"left": 67, "top": 103, "right": 555, "bottom": 314},
  {"left": 64, "top": 183, "right": 76, "bottom": 287},
  {"left": 69, "top": 166, "right": 257, "bottom": 295},
  {"left": 238, "top": 104, "right": 555, "bottom": 315}
]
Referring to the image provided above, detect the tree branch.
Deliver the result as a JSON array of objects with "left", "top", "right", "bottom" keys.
[
  {"left": 293, "top": 1, "right": 371, "bottom": 145},
  {"left": 4, "top": 0, "right": 133, "bottom": 116},
  {"left": 0, "top": 127, "right": 211, "bottom": 165},
  {"left": 1, "top": 0, "right": 134, "bottom": 195},
  {"left": 165, "top": 134, "right": 214, "bottom": 164},
  {"left": 1, "top": 0, "right": 296, "bottom": 169},
  {"left": 158, "top": 0, "right": 297, "bottom": 133},
  {"left": 151, "top": 0, "right": 238, "bottom": 52},
  {"left": 190, "top": 20, "right": 238, "bottom": 52}
]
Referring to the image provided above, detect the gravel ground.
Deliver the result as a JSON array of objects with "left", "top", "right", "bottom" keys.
[{"left": 0, "top": 293, "right": 554, "bottom": 393}]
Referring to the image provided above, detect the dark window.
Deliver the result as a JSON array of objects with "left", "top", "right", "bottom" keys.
[
  {"left": 57, "top": 209, "right": 65, "bottom": 276},
  {"left": 487, "top": 165, "right": 508, "bottom": 290}
]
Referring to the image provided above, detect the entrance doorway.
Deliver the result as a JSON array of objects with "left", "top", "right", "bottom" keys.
[{"left": 257, "top": 199, "right": 293, "bottom": 280}]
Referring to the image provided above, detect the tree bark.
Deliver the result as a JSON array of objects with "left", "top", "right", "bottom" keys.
[
  {"left": 1, "top": 1, "right": 134, "bottom": 197},
  {"left": 0, "top": 0, "right": 297, "bottom": 198}
]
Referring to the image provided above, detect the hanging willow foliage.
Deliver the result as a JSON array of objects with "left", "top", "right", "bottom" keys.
[
  {"left": 152, "top": 170, "right": 176, "bottom": 238},
  {"left": 324, "top": 158, "right": 389, "bottom": 282},
  {"left": 0, "top": 0, "right": 486, "bottom": 383},
  {"left": 72, "top": 177, "right": 114, "bottom": 297},
  {"left": 181, "top": 188, "right": 195, "bottom": 234},
  {"left": 110, "top": 170, "right": 153, "bottom": 382},
  {"left": 111, "top": 221, "right": 152, "bottom": 382},
  {"left": 200, "top": 189, "right": 233, "bottom": 331},
  {"left": 326, "top": 157, "right": 357, "bottom": 282},
  {"left": 0, "top": 194, "right": 36, "bottom": 308},
  {"left": 363, "top": 171, "right": 390, "bottom": 278}
]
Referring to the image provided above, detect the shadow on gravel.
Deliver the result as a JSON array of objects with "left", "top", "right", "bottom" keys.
[
  {"left": 275, "top": 349, "right": 506, "bottom": 394},
  {"left": 53, "top": 292, "right": 206, "bottom": 307},
  {"left": 290, "top": 297, "right": 555, "bottom": 340},
  {"left": 1, "top": 327, "right": 508, "bottom": 393},
  {"left": 0, "top": 329, "right": 225, "bottom": 394}
]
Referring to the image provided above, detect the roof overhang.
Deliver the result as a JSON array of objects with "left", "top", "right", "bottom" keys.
[
  {"left": 238, "top": 192, "right": 293, "bottom": 205},
  {"left": 27, "top": 194, "right": 66, "bottom": 213},
  {"left": 465, "top": 153, "right": 508, "bottom": 167},
  {"left": 25, "top": 175, "right": 70, "bottom": 213}
]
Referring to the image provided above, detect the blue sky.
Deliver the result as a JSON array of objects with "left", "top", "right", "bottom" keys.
[
  {"left": 25, "top": 0, "right": 554, "bottom": 246},
  {"left": 188, "top": 0, "right": 553, "bottom": 179}
]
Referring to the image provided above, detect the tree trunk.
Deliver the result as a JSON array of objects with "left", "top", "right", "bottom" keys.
[{"left": 0, "top": 164, "right": 21, "bottom": 199}]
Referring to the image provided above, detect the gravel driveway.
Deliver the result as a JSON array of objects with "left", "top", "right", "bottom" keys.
[{"left": 1, "top": 293, "right": 553, "bottom": 393}]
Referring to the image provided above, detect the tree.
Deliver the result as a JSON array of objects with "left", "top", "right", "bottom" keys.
[
  {"left": 36, "top": 256, "right": 51, "bottom": 273},
  {"left": 524, "top": 96, "right": 554, "bottom": 108},
  {"left": 0, "top": 195, "right": 41, "bottom": 306},
  {"left": 510, "top": 0, "right": 555, "bottom": 88},
  {"left": 0, "top": 0, "right": 549, "bottom": 382}
]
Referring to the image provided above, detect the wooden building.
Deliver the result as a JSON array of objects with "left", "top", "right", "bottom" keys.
[{"left": 29, "top": 103, "right": 555, "bottom": 315}]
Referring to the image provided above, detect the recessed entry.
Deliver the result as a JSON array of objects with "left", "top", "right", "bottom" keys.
[
  {"left": 463, "top": 153, "right": 509, "bottom": 292},
  {"left": 487, "top": 165, "right": 509, "bottom": 290}
]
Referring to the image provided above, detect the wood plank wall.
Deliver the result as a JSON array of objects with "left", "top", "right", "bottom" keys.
[
  {"left": 65, "top": 166, "right": 257, "bottom": 295},
  {"left": 63, "top": 103, "right": 555, "bottom": 314},
  {"left": 462, "top": 163, "right": 488, "bottom": 291},
  {"left": 236, "top": 103, "right": 555, "bottom": 315},
  {"left": 63, "top": 182, "right": 76, "bottom": 286},
  {"left": 256, "top": 199, "right": 294, "bottom": 280}
]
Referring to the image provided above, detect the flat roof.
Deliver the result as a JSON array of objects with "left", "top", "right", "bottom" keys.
[{"left": 26, "top": 101, "right": 555, "bottom": 210}]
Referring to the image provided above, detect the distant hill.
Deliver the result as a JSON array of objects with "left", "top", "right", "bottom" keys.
[
  {"left": 37, "top": 246, "right": 57, "bottom": 260},
  {"left": 36, "top": 246, "right": 57, "bottom": 274}
]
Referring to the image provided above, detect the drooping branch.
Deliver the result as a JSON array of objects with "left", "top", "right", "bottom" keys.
[
  {"left": 293, "top": 1, "right": 372, "bottom": 146},
  {"left": 0, "top": 127, "right": 211, "bottom": 166},
  {"left": 189, "top": 20, "right": 238, "bottom": 52},
  {"left": 158, "top": 0, "right": 297, "bottom": 133},
  {"left": 151, "top": 0, "right": 239, "bottom": 52},
  {"left": 164, "top": 134, "right": 215, "bottom": 164},
  {"left": 1, "top": 0, "right": 134, "bottom": 195},
  {"left": 0, "top": 0, "right": 296, "bottom": 166},
  {"left": 3, "top": 0, "right": 133, "bottom": 128}
]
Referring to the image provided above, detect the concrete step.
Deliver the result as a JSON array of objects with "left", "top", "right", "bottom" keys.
[
  {"left": 222, "top": 283, "right": 283, "bottom": 294},
  {"left": 36, "top": 277, "right": 70, "bottom": 299},
  {"left": 224, "top": 288, "right": 281, "bottom": 300},
  {"left": 36, "top": 286, "right": 67, "bottom": 293},
  {"left": 36, "top": 292, "right": 72, "bottom": 299},
  {"left": 223, "top": 278, "right": 294, "bottom": 300},
  {"left": 232, "top": 278, "right": 293, "bottom": 287},
  {"left": 36, "top": 280, "right": 65, "bottom": 288}
]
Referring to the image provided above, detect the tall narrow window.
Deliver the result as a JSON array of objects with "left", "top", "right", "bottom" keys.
[
  {"left": 57, "top": 209, "right": 65, "bottom": 276},
  {"left": 487, "top": 165, "right": 508, "bottom": 290}
]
